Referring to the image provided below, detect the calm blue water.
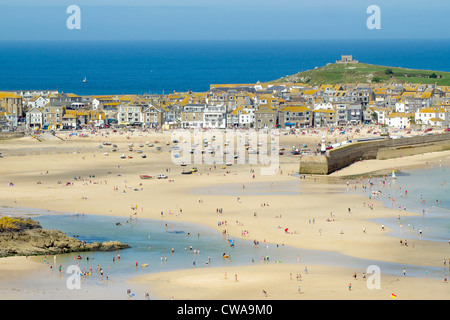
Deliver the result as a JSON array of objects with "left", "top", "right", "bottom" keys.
[
  {"left": 2, "top": 202, "right": 447, "bottom": 286},
  {"left": 0, "top": 39, "right": 449, "bottom": 95},
  {"left": 353, "top": 164, "right": 450, "bottom": 242}
]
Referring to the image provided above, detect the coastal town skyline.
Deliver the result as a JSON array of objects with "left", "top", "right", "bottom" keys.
[{"left": 1, "top": 55, "right": 450, "bottom": 133}]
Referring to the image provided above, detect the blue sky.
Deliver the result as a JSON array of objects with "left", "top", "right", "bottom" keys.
[{"left": 0, "top": 0, "right": 448, "bottom": 41}]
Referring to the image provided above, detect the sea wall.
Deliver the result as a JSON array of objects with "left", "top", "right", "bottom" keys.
[{"left": 299, "top": 133, "right": 450, "bottom": 175}]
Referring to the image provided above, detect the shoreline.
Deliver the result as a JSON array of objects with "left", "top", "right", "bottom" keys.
[{"left": 1, "top": 131, "right": 449, "bottom": 299}]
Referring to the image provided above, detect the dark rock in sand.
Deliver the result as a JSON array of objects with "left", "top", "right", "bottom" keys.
[{"left": 0, "top": 217, "right": 129, "bottom": 258}]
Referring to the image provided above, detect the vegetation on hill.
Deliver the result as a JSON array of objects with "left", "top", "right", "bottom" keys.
[
  {"left": 272, "top": 63, "right": 450, "bottom": 86},
  {"left": 0, "top": 216, "right": 41, "bottom": 232}
]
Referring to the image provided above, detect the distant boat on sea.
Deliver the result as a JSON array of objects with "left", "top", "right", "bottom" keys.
[{"left": 83, "top": 77, "right": 87, "bottom": 83}]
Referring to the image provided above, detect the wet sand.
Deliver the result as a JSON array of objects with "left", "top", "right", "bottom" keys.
[{"left": 1, "top": 127, "right": 449, "bottom": 299}]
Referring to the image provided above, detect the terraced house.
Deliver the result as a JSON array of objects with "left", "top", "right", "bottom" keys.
[
  {"left": 254, "top": 106, "right": 277, "bottom": 129},
  {"left": 278, "top": 105, "right": 311, "bottom": 128}
]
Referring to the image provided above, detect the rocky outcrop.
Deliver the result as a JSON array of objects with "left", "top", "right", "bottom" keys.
[{"left": 0, "top": 217, "right": 129, "bottom": 257}]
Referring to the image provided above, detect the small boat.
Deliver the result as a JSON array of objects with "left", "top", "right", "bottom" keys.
[
  {"left": 140, "top": 175, "right": 152, "bottom": 179},
  {"left": 291, "top": 148, "right": 300, "bottom": 155},
  {"left": 141, "top": 154, "right": 147, "bottom": 158},
  {"left": 141, "top": 263, "right": 148, "bottom": 267},
  {"left": 156, "top": 146, "right": 161, "bottom": 151},
  {"left": 180, "top": 162, "right": 187, "bottom": 167},
  {"left": 181, "top": 170, "right": 192, "bottom": 175},
  {"left": 82, "top": 77, "right": 86, "bottom": 83}
]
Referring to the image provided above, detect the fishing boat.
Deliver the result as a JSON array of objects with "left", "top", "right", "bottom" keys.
[{"left": 181, "top": 170, "right": 192, "bottom": 175}]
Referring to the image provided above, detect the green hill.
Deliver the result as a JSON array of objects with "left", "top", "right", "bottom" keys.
[{"left": 272, "top": 62, "right": 450, "bottom": 86}]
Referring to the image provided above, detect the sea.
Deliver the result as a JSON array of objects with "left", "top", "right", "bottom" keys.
[{"left": 0, "top": 39, "right": 449, "bottom": 95}]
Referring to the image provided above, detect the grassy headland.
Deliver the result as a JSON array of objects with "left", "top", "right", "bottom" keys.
[{"left": 272, "top": 62, "right": 450, "bottom": 86}]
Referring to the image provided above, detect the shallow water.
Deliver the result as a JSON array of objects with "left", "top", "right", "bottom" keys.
[
  {"left": 349, "top": 163, "right": 450, "bottom": 242},
  {"left": 1, "top": 204, "right": 448, "bottom": 300}
]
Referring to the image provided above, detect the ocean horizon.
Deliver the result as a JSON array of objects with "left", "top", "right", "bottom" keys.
[{"left": 0, "top": 39, "right": 449, "bottom": 95}]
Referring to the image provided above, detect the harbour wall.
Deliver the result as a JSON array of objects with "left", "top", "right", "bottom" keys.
[{"left": 299, "top": 133, "right": 450, "bottom": 175}]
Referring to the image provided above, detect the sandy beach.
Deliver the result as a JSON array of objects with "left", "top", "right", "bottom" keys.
[{"left": 1, "top": 127, "right": 449, "bottom": 300}]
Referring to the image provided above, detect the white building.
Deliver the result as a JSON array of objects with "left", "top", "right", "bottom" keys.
[
  {"left": 203, "top": 104, "right": 226, "bottom": 128},
  {"left": 27, "top": 96, "right": 48, "bottom": 109},
  {"left": 414, "top": 107, "right": 447, "bottom": 126},
  {"left": 25, "top": 108, "right": 43, "bottom": 129},
  {"left": 117, "top": 104, "right": 142, "bottom": 125},
  {"left": 227, "top": 105, "right": 254, "bottom": 128},
  {"left": 386, "top": 112, "right": 414, "bottom": 129}
]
